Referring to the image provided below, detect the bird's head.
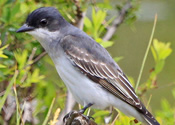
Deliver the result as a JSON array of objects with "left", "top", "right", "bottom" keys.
[{"left": 16, "top": 7, "right": 68, "bottom": 43}]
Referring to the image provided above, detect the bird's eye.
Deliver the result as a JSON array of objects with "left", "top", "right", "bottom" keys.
[{"left": 40, "top": 19, "right": 48, "bottom": 26}]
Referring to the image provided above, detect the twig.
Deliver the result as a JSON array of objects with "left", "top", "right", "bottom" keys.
[
  {"left": 135, "top": 14, "right": 157, "bottom": 92},
  {"left": 28, "top": 47, "right": 37, "bottom": 62},
  {"left": 32, "top": 51, "right": 47, "bottom": 65},
  {"left": 23, "top": 50, "right": 47, "bottom": 70},
  {"left": 103, "top": 1, "right": 132, "bottom": 41},
  {"left": 13, "top": 82, "right": 25, "bottom": 125},
  {"left": 111, "top": 113, "right": 119, "bottom": 125},
  {"left": 146, "top": 94, "right": 152, "bottom": 109},
  {"left": 56, "top": 91, "right": 76, "bottom": 125},
  {"left": 42, "top": 98, "right": 55, "bottom": 125},
  {"left": 73, "top": 0, "right": 86, "bottom": 30}
]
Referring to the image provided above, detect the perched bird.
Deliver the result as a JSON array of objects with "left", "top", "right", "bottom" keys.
[{"left": 17, "top": 7, "right": 160, "bottom": 125}]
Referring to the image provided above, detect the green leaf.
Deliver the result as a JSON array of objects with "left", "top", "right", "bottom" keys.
[
  {"left": 159, "top": 47, "right": 172, "bottom": 60},
  {"left": 0, "top": 53, "right": 8, "bottom": 58},
  {"left": 0, "top": 64, "right": 6, "bottom": 68},
  {"left": 92, "top": 8, "right": 96, "bottom": 28},
  {"left": 92, "top": 110, "right": 110, "bottom": 118},
  {"left": 113, "top": 56, "right": 124, "bottom": 62},
  {"left": 20, "top": 2, "right": 29, "bottom": 14},
  {"left": 151, "top": 46, "right": 158, "bottom": 62},
  {"left": 30, "top": 69, "right": 45, "bottom": 83},
  {"left": 14, "top": 49, "right": 28, "bottom": 69},
  {"left": 0, "top": 41, "right": 8, "bottom": 70},
  {"left": 0, "top": 44, "right": 9, "bottom": 51},
  {"left": 84, "top": 17, "right": 92, "bottom": 29},
  {"left": 100, "top": 41, "right": 114, "bottom": 48},
  {"left": 11, "top": 3, "right": 20, "bottom": 16},
  {"left": 5, "top": 7, "right": 11, "bottom": 22},
  {"left": 21, "top": 68, "right": 45, "bottom": 87},
  {"left": 155, "top": 60, "right": 164, "bottom": 74},
  {"left": 152, "top": 39, "right": 172, "bottom": 61},
  {"left": 91, "top": 8, "right": 107, "bottom": 38}
]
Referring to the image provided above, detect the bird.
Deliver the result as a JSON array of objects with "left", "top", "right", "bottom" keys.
[{"left": 16, "top": 7, "right": 160, "bottom": 125}]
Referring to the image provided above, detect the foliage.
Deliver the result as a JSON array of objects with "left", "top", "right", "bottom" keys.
[
  {"left": 0, "top": 40, "right": 9, "bottom": 68},
  {"left": 148, "top": 39, "right": 172, "bottom": 87},
  {"left": 84, "top": 7, "right": 115, "bottom": 48},
  {"left": 137, "top": 39, "right": 172, "bottom": 95},
  {"left": 0, "top": 0, "right": 174, "bottom": 125},
  {"left": 156, "top": 89, "right": 175, "bottom": 124}
]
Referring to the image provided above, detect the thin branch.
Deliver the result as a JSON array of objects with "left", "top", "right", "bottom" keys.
[
  {"left": 28, "top": 47, "right": 37, "bottom": 62},
  {"left": 135, "top": 14, "right": 157, "bottom": 92},
  {"left": 111, "top": 113, "right": 119, "bottom": 125},
  {"left": 23, "top": 51, "right": 47, "bottom": 70},
  {"left": 73, "top": 0, "right": 86, "bottom": 30},
  {"left": 103, "top": 1, "right": 132, "bottom": 41},
  {"left": 32, "top": 51, "right": 47, "bottom": 65},
  {"left": 56, "top": 91, "right": 76, "bottom": 125}
]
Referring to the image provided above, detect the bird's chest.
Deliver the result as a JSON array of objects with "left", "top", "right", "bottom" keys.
[{"left": 51, "top": 55, "right": 111, "bottom": 109}]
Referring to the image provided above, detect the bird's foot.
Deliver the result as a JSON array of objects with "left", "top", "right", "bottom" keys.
[
  {"left": 63, "top": 110, "right": 96, "bottom": 125},
  {"left": 63, "top": 103, "right": 95, "bottom": 124},
  {"left": 63, "top": 110, "right": 78, "bottom": 123},
  {"left": 79, "top": 103, "right": 94, "bottom": 114}
]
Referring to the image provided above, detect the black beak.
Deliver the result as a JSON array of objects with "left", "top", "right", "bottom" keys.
[{"left": 16, "top": 24, "right": 35, "bottom": 33}]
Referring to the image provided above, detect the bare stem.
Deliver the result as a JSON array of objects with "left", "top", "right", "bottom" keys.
[
  {"left": 135, "top": 14, "right": 158, "bottom": 92},
  {"left": 103, "top": 1, "right": 132, "bottom": 41}
]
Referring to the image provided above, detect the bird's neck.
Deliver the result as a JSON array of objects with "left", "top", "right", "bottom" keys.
[{"left": 28, "top": 29, "right": 63, "bottom": 53}]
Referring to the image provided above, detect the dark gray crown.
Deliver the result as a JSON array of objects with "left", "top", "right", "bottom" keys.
[{"left": 26, "top": 7, "right": 68, "bottom": 31}]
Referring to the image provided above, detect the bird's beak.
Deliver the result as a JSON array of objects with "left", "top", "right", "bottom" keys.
[{"left": 16, "top": 24, "right": 35, "bottom": 33}]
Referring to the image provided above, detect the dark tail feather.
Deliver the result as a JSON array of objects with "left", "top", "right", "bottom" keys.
[{"left": 142, "top": 111, "right": 160, "bottom": 125}]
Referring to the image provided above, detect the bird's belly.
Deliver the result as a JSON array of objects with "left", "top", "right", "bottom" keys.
[{"left": 53, "top": 56, "right": 111, "bottom": 109}]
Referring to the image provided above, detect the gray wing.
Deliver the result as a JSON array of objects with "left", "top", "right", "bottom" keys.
[{"left": 60, "top": 34, "right": 154, "bottom": 119}]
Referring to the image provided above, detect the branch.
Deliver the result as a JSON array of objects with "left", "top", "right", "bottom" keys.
[
  {"left": 73, "top": 0, "right": 86, "bottom": 30},
  {"left": 64, "top": 110, "right": 97, "bottom": 125},
  {"left": 23, "top": 50, "right": 47, "bottom": 69},
  {"left": 56, "top": 91, "right": 76, "bottom": 125},
  {"left": 32, "top": 51, "right": 47, "bottom": 65},
  {"left": 103, "top": 1, "right": 132, "bottom": 41}
]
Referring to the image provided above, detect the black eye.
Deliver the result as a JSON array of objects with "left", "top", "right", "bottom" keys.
[{"left": 40, "top": 19, "right": 48, "bottom": 26}]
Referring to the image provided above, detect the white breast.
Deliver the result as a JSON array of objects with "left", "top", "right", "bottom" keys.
[{"left": 51, "top": 54, "right": 112, "bottom": 109}]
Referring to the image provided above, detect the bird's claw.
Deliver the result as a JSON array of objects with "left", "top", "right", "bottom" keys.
[
  {"left": 63, "top": 110, "right": 77, "bottom": 123},
  {"left": 63, "top": 110, "right": 95, "bottom": 124}
]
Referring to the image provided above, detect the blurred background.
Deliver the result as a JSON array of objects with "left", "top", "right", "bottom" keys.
[
  {"left": 0, "top": 0, "right": 174, "bottom": 124},
  {"left": 111, "top": 0, "right": 175, "bottom": 111}
]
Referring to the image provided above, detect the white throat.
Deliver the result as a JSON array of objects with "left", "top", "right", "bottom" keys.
[{"left": 27, "top": 28, "right": 61, "bottom": 52}]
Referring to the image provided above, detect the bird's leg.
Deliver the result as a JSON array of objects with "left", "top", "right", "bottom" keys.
[
  {"left": 63, "top": 103, "right": 94, "bottom": 123},
  {"left": 79, "top": 103, "right": 93, "bottom": 114},
  {"left": 79, "top": 103, "right": 94, "bottom": 120}
]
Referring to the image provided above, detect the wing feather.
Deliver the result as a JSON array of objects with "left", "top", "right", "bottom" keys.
[{"left": 60, "top": 35, "right": 147, "bottom": 114}]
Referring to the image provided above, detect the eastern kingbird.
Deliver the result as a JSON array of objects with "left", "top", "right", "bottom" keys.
[{"left": 17, "top": 7, "right": 159, "bottom": 125}]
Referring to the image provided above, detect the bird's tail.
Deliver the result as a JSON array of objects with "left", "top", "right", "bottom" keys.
[{"left": 141, "top": 109, "right": 160, "bottom": 125}]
